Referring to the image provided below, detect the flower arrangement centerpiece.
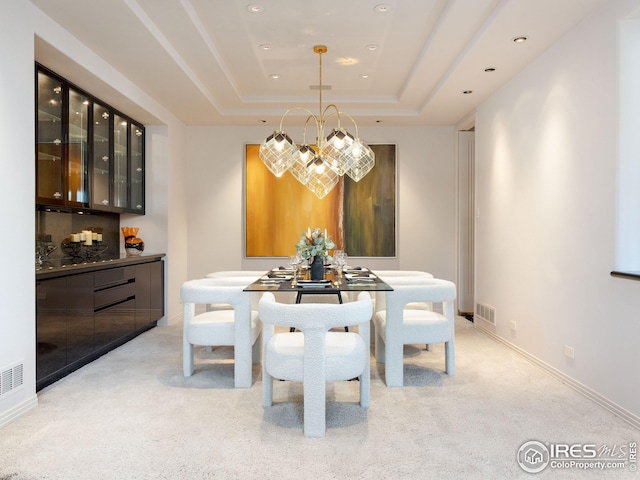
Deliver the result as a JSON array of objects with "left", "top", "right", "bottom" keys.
[{"left": 296, "top": 227, "right": 336, "bottom": 280}]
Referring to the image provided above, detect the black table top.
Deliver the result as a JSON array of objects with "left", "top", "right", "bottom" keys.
[{"left": 243, "top": 267, "right": 393, "bottom": 293}]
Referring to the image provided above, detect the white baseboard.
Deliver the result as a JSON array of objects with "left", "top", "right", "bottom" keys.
[
  {"left": 0, "top": 394, "right": 38, "bottom": 429},
  {"left": 475, "top": 323, "right": 640, "bottom": 431}
]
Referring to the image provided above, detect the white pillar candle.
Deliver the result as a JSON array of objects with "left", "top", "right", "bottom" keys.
[
  {"left": 83, "top": 230, "right": 92, "bottom": 246},
  {"left": 97, "top": 233, "right": 103, "bottom": 242}
]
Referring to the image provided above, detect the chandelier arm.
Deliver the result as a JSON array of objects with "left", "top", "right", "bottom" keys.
[
  {"left": 321, "top": 104, "right": 342, "bottom": 129},
  {"left": 301, "top": 114, "right": 318, "bottom": 145},
  {"left": 277, "top": 107, "right": 319, "bottom": 132},
  {"left": 335, "top": 111, "right": 359, "bottom": 139}
]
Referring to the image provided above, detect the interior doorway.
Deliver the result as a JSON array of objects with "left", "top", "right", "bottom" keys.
[{"left": 457, "top": 130, "right": 475, "bottom": 316}]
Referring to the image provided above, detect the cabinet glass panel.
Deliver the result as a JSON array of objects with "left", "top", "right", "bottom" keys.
[
  {"left": 37, "top": 72, "right": 64, "bottom": 202},
  {"left": 130, "top": 123, "right": 144, "bottom": 212},
  {"left": 67, "top": 88, "right": 89, "bottom": 204},
  {"left": 92, "top": 103, "right": 111, "bottom": 208},
  {"left": 113, "top": 114, "right": 128, "bottom": 208}
]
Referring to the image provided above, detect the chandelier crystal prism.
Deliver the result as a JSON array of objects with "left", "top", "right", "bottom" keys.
[{"left": 259, "top": 45, "right": 375, "bottom": 199}]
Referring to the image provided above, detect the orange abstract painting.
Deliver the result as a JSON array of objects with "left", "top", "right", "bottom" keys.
[{"left": 245, "top": 144, "right": 395, "bottom": 257}]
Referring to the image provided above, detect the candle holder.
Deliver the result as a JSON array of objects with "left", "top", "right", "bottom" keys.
[{"left": 61, "top": 238, "right": 109, "bottom": 261}]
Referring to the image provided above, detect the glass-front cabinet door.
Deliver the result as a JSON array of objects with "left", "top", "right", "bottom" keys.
[
  {"left": 67, "top": 87, "right": 89, "bottom": 206},
  {"left": 129, "top": 122, "right": 145, "bottom": 213},
  {"left": 113, "top": 114, "right": 128, "bottom": 210},
  {"left": 36, "top": 71, "right": 64, "bottom": 205},
  {"left": 36, "top": 64, "right": 145, "bottom": 214},
  {"left": 92, "top": 103, "right": 111, "bottom": 209}
]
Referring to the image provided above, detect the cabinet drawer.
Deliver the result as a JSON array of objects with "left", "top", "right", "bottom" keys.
[
  {"left": 94, "top": 282, "right": 135, "bottom": 310},
  {"left": 95, "top": 266, "right": 135, "bottom": 289}
]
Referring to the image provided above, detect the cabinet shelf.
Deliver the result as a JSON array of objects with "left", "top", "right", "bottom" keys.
[
  {"left": 38, "top": 152, "right": 61, "bottom": 162},
  {"left": 37, "top": 109, "right": 61, "bottom": 123}
]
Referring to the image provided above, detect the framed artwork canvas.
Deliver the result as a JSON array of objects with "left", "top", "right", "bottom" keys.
[{"left": 245, "top": 144, "right": 396, "bottom": 257}]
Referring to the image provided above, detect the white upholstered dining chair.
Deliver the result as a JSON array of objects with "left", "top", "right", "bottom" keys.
[
  {"left": 372, "top": 270, "right": 434, "bottom": 311},
  {"left": 181, "top": 277, "right": 262, "bottom": 388},
  {"left": 259, "top": 291, "right": 373, "bottom": 437},
  {"left": 373, "top": 277, "right": 456, "bottom": 387},
  {"left": 204, "top": 271, "right": 265, "bottom": 310}
]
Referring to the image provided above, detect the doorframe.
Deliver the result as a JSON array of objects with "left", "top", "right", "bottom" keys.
[{"left": 455, "top": 126, "right": 475, "bottom": 316}]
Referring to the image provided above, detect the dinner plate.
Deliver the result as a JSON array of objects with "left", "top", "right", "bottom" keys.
[
  {"left": 260, "top": 275, "right": 292, "bottom": 281},
  {"left": 297, "top": 279, "right": 331, "bottom": 288},
  {"left": 344, "top": 267, "right": 369, "bottom": 273},
  {"left": 345, "top": 273, "right": 375, "bottom": 280}
]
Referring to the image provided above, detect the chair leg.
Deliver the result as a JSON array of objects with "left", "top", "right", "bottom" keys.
[
  {"left": 385, "top": 341, "right": 404, "bottom": 387},
  {"left": 183, "top": 342, "right": 194, "bottom": 377},
  {"left": 445, "top": 340, "right": 455, "bottom": 376},
  {"left": 252, "top": 332, "right": 262, "bottom": 364},
  {"left": 374, "top": 330, "right": 385, "bottom": 363},
  {"left": 262, "top": 370, "right": 274, "bottom": 408},
  {"left": 235, "top": 341, "right": 252, "bottom": 389},
  {"left": 303, "top": 372, "right": 326, "bottom": 438},
  {"left": 359, "top": 360, "right": 370, "bottom": 408}
]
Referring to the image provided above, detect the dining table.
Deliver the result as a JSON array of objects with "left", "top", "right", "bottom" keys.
[{"left": 243, "top": 265, "right": 393, "bottom": 304}]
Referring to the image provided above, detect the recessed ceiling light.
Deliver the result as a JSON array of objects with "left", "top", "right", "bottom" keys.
[
  {"left": 247, "top": 4, "right": 263, "bottom": 13},
  {"left": 360, "top": 74, "right": 369, "bottom": 79},
  {"left": 365, "top": 44, "right": 379, "bottom": 51},
  {"left": 463, "top": 90, "right": 473, "bottom": 95},
  {"left": 374, "top": 4, "right": 392, "bottom": 13},
  {"left": 484, "top": 67, "right": 496, "bottom": 72},
  {"left": 337, "top": 57, "right": 358, "bottom": 66},
  {"left": 376, "top": 120, "right": 383, "bottom": 123},
  {"left": 512, "top": 35, "right": 528, "bottom": 43},
  {"left": 269, "top": 74, "right": 280, "bottom": 80},
  {"left": 260, "top": 44, "right": 271, "bottom": 51}
]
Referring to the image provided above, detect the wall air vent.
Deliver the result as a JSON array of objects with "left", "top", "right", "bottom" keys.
[
  {"left": 0, "top": 362, "right": 24, "bottom": 398},
  {"left": 475, "top": 302, "right": 496, "bottom": 326}
]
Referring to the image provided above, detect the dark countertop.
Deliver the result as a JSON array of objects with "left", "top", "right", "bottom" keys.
[
  {"left": 36, "top": 253, "right": 165, "bottom": 280},
  {"left": 611, "top": 270, "right": 640, "bottom": 281}
]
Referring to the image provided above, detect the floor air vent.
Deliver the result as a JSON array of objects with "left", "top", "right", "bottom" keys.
[
  {"left": 0, "top": 362, "right": 24, "bottom": 398},
  {"left": 475, "top": 302, "right": 496, "bottom": 326}
]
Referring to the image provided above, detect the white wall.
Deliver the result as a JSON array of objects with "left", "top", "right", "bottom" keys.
[
  {"left": 0, "top": 0, "right": 38, "bottom": 426},
  {"left": 185, "top": 126, "right": 457, "bottom": 281},
  {"left": 475, "top": 0, "right": 640, "bottom": 420}
]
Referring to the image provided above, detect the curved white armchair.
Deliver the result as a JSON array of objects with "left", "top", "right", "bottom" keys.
[
  {"left": 259, "top": 291, "right": 373, "bottom": 437},
  {"left": 205, "top": 270, "right": 264, "bottom": 279},
  {"left": 371, "top": 270, "right": 433, "bottom": 280},
  {"left": 374, "top": 277, "right": 456, "bottom": 387},
  {"left": 181, "top": 277, "right": 262, "bottom": 388},
  {"left": 204, "top": 271, "right": 265, "bottom": 310}
]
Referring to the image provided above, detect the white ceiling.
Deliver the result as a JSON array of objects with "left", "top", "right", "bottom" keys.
[{"left": 31, "top": 0, "right": 607, "bottom": 127}]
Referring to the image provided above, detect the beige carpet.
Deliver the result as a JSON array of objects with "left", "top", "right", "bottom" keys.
[{"left": 0, "top": 317, "right": 637, "bottom": 480}]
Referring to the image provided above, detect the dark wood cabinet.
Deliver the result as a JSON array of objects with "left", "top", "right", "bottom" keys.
[
  {"left": 36, "top": 63, "right": 145, "bottom": 214},
  {"left": 36, "top": 277, "right": 69, "bottom": 381},
  {"left": 36, "top": 258, "right": 163, "bottom": 391}
]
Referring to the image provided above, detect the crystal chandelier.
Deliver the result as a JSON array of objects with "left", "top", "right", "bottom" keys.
[{"left": 259, "top": 45, "right": 375, "bottom": 199}]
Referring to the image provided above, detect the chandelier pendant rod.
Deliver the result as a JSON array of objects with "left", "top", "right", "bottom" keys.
[{"left": 314, "top": 45, "right": 327, "bottom": 149}]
